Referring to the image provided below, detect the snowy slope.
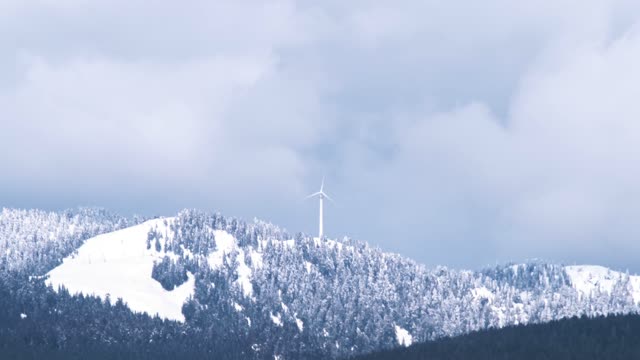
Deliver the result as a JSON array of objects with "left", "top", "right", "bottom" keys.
[
  {"left": 46, "top": 218, "right": 195, "bottom": 322},
  {"left": 207, "top": 229, "right": 262, "bottom": 298},
  {"left": 565, "top": 265, "right": 640, "bottom": 304}
]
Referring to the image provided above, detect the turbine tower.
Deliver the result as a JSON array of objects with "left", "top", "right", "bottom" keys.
[{"left": 305, "top": 177, "right": 333, "bottom": 239}]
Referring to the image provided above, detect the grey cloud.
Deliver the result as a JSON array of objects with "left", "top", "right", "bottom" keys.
[
  {"left": 2, "top": 0, "right": 640, "bottom": 272},
  {"left": 338, "top": 23, "right": 640, "bottom": 271}
]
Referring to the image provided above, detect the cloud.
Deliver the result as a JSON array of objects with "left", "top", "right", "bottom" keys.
[
  {"left": 340, "top": 20, "right": 640, "bottom": 270},
  {"left": 2, "top": 0, "right": 640, "bottom": 271},
  {"left": 0, "top": 1, "right": 323, "bottom": 208}
]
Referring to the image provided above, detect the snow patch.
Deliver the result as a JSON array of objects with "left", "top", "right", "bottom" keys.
[
  {"left": 236, "top": 248, "right": 253, "bottom": 297},
  {"left": 631, "top": 277, "right": 640, "bottom": 304},
  {"left": 566, "top": 265, "right": 640, "bottom": 303},
  {"left": 46, "top": 218, "right": 195, "bottom": 322},
  {"left": 207, "top": 230, "right": 235, "bottom": 268},
  {"left": 250, "top": 249, "right": 263, "bottom": 268},
  {"left": 180, "top": 246, "right": 194, "bottom": 259},
  {"left": 510, "top": 264, "right": 520, "bottom": 274},
  {"left": 258, "top": 239, "right": 269, "bottom": 251},
  {"left": 295, "top": 317, "right": 304, "bottom": 332},
  {"left": 271, "top": 312, "right": 283, "bottom": 327},
  {"left": 206, "top": 230, "right": 254, "bottom": 297},
  {"left": 326, "top": 239, "right": 343, "bottom": 251},
  {"left": 395, "top": 325, "right": 413, "bottom": 347},
  {"left": 472, "top": 286, "right": 495, "bottom": 302},
  {"left": 20, "top": 313, "right": 27, "bottom": 319},
  {"left": 492, "top": 305, "right": 507, "bottom": 328}
]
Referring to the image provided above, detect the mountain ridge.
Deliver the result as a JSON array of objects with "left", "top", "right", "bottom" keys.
[
  {"left": 44, "top": 216, "right": 640, "bottom": 325},
  {"left": 2, "top": 207, "right": 640, "bottom": 359}
]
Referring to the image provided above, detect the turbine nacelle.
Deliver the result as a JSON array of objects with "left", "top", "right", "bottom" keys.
[
  {"left": 304, "top": 191, "right": 334, "bottom": 202},
  {"left": 305, "top": 177, "right": 334, "bottom": 202}
]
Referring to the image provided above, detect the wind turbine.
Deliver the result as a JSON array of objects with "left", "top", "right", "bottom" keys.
[{"left": 305, "top": 177, "right": 334, "bottom": 239}]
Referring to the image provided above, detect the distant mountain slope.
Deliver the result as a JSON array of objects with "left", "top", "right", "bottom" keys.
[
  {"left": 566, "top": 265, "right": 640, "bottom": 303},
  {"left": 2, "top": 207, "right": 640, "bottom": 359},
  {"left": 0, "top": 208, "right": 133, "bottom": 274},
  {"left": 352, "top": 313, "right": 640, "bottom": 360}
]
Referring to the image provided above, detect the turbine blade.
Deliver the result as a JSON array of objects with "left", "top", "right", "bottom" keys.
[
  {"left": 304, "top": 192, "right": 322, "bottom": 200},
  {"left": 321, "top": 192, "right": 335, "bottom": 203},
  {"left": 320, "top": 176, "right": 325, "bottom": 193}
]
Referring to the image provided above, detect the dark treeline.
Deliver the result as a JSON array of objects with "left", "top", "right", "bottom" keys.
[
  {"left": 353, "top": 313, "right": 640, "bottom": 360},
  {"left": 0, "top": 270, "right": 298, "bottom": 360}
]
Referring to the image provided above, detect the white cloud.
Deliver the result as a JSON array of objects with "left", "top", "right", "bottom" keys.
[
  {"left": 3, "top": 0, "right": 640, "bottom": 270},
  {"left": 345, "top": 21, "right": 640, "bottom": 269},
  {"left": 0, "top": 1, "right": 321, "bottom": 202}
]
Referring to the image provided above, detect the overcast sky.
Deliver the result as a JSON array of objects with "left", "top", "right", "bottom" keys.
[{"left": 3, "top": 0, "right": 640, "bottom": 272}]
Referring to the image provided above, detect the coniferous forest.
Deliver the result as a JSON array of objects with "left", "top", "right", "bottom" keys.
[
  {"left": 1, "top": 207, "right": 640, "bottom": 359},
  {"left": 354, "top": 313, "right": 640, "bottom": 360},
  {"left": 6, "top": 0, "right": 640, "bottom": 358}
]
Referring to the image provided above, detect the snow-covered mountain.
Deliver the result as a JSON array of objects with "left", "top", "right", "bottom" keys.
[
  {"left": 566, "top": 265, "right": 640, "bottom": 303},
  {"left": 2, "top": 208, "right": 640, "bottom": 359},
  {"left": 46, "top": 218, "right": 195, "bottom": 322}
]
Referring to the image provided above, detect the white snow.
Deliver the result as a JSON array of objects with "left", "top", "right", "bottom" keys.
[
  {"left": 566, "top": 265, "right": 618, "bottom": 294},
  {"left": 631, "top": 277, "right": 640, "bottom": 304},
  {"left": 236, "top": 249, "right": 254, "bottom": 297},
  {"left": 566, "top": 265, "right": 640, "bottom": 303},
  {"left": 326, "top": 239, "right": 343, "bottom": 251},
  {"left": 295, "top": 317, "right": 304, "bottom": 332},
  {"left": 395, "top": 325, "right": 413, "bottom": 347},
  {"left": 46, "top": 218, "right": 195, "bottom": 322},
  {"left": 233, "top": 302, "right": 243, "bottom": 312},
  {"left": 207, "top": 230, "right": 236, "bottom": 268},
  {"left": 510, "top": 264, "right": 520, "bottom": 274},
  {"left": 312, "top": 237, "right": 349, "bottom": 252},
  {"left": 304, "top": 261, "right": 312, "bottom": 274},
  {"left": 471, "top": 286, "right": 495, "bottom": 302},
  {"left": 258, "top": 239, "right": 269, "bottom": 251},
  {"left": 20, "top": 313, "right": 27, "bottom": 319},
  {"left": 270, "top": 312, "right": 283, "bottom": 327},
  {"left": 250, "top": 249, "right": 263, "bottom": 268},
  {"left": 180, "top": 246, "right": 194, "bottom": 259},
  {"left": 491, "top": 305, "right": 507, "bottom": 327},
  {"left": 207, "top": 230, "right": 254, "bottom": 297}
]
